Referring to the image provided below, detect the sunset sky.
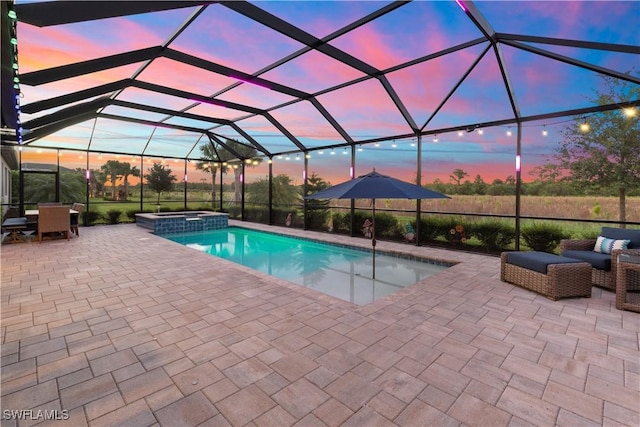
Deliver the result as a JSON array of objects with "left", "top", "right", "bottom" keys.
[{"left": 14, "top": 1, "right": 639, "bottom": 185}]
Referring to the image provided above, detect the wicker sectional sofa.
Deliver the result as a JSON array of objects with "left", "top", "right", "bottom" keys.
[{"left": 560, "top": 227, "right": 640, "bottom": 291}]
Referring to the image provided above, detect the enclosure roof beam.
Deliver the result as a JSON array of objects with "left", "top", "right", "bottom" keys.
[
  {"left": 21, "top": 80, "right": 130, "bottom": 114},
  {"left": 15, "top": 1, "right": 213, "bottom": 27},
  {"left": 20, "top": 47, "right": 163, "bottom": 86}
]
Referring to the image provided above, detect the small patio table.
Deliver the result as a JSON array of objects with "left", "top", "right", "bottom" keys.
[
  {"left": 25, "top": 209, "right": 79, "bottom": 216},
  {"left": 2, "top": 217, "right": 27, "bottom": 243}
]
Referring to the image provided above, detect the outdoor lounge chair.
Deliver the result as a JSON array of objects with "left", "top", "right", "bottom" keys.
[
  {"left": 38, "top": 205, "right": 71, "bottom": 242},
  {"left": 560, "top": 227, "right": 640, "bottom": 290}
]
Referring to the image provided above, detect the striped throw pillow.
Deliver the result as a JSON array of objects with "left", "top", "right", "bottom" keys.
[{"left": 594, "top": 236, "right": 630, "bottom": 254}]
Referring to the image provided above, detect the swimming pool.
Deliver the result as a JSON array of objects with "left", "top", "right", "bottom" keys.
[{"left": 162, "top": 227, "right": 451, "bottom": 305}]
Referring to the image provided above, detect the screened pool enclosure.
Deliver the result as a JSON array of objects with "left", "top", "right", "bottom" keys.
[{"left": 2, "top": 1, "right": 639, "bottom": 247}]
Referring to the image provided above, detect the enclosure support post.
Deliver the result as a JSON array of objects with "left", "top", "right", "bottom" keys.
[
  {"left": 515, "top": 122, "right": 523, "bottom": 251},
  {"left": 183, "top": 159, "right": 188, "bottom": 210},
  {"left": 240, "top": 162, "right": 245, "bottom": 221},
  {"left": 415, "top": 133, "right": 422, "bottom": 246},
  {"left": 56, "top": 149, "right": 60, "bottom": 202},
  {"left": 268, "top": 158, "right": 273, "bottom": 225},
  {"left": 85, "top": 152, "right": 90, "bottom": 226},
  {"left": 18, "top": 149, "right": 23, "bottom": 215},
  {"left": 303, "top": 153, "right": 309, "bottom": 230},
  {"left": 140, "top": 156, "right": 144, "bottom": 212},
  {"left": 350, "top": 145, "right": 356, "bottom": 237},
  {"left": 219, "top": 162, "right": 224, "bottom": 212}
]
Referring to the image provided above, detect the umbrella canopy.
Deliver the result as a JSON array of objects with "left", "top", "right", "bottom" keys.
[
  {"left": 305, "top": 171, "right": 450, "bottom": 201},
  {"left": 305, "top": 170, "right": 450, "bottom": 279}
]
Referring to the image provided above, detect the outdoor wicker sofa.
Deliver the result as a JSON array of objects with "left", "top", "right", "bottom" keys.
[{"left": 560, "top": 227, "right": 640, "bottom": 291}]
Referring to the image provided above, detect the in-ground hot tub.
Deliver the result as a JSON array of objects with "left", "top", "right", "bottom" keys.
[{"left": 135, "top": 211, "right": 228, "bottom": 234}]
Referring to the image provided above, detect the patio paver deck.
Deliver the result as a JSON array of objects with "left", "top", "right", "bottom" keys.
[{"left": 1, "top": 222, "right": 638, "bottom": 426}]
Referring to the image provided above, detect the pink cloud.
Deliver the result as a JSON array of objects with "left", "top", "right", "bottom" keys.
[
  {"left": 19, "top": 16, "right": 165, "bottom": 73},
  {"left": 333, "top": 24, "right": 409, "bottom": 70},
  {"left": 171, "top": 5, "right": 302, "bottom": 74},
  {"left": 136, "top": 58, "right": 239, "bottom": 97},
  {"left": 262, "top": 50, "right": 366, "bottom": 93}
]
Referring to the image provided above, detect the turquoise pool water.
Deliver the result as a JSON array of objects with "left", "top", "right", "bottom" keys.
[{"left": 162, "top": 227, "right": 450, "bottom": 305}]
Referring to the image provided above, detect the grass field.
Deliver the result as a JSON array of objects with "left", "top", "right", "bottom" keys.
[
  {"left": 338, "top": 195, "right": 640, "bottom": 222},
  {"left": 87, "top": 194, "right": 639, "bottom": 221}
]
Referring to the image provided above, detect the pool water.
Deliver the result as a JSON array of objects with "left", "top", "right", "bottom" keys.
[{"left": 162, "top": 227, "right": 449, "bottom": 305}]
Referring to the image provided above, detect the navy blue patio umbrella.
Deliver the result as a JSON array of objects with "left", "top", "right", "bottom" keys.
[{"left": 305, "top": 170, "right": 450, "bottom": 278}]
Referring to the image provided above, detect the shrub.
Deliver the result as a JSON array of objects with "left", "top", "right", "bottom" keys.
[
  {"left": 106, "top": 209, "right": 122, "bottom": 224},
  {"left": 471, "top": 220, "right": 514, "bottom": 250},
  {"left": 85, "top": 210, "right": 103, "bottom": 225},
  {"left": 226, "top": 205, "right": 241, "bottom": 219},
  {"left": 416, "top": 216, "right": 449, "bottom": 241},
  {"left": 331, "top": 212, "right": 350, "bottom": 233},
  {"left": 521, "top": 222, "right": 568, "bottom": 253},
  {"left": 195, "top": 204, "right": 215, "bottom": 211},
  {"left": 244, "top": 206, "right": 270, "bottom": 223},
  {"left": 330, "top": 210, "right": 398, "bottom": 239},
  {"left": 125, "top": 209, "right": 140, "bottom": 221},
  {"left": 306, "top": 208, "right": 330, "bottom": 231}
]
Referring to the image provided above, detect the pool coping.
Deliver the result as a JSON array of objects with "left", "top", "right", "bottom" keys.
[{"left": 163, "top": 224, "right": 459, "bottom": 269}]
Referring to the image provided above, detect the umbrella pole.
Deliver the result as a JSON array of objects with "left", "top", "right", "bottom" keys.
[{"left": 372, "top": 199, "right": 376, "bottom": 279}]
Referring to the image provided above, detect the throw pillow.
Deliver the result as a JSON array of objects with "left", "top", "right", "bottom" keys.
[{"left": 593, "top": 236, "right": 630, "bottom": 254}]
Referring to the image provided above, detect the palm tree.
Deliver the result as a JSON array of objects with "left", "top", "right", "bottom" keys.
[
  {"left": 221, "top": 139, "right": 262, "bottom": 204},
  {"left": 100, "top": 160, "right": 124, "bottom": 200},
  {"left": 120, "top": 162, "right": 140, "bottom": 201},
  {"left": 195, "top": 143, "right": 228, "bottom": 208}
]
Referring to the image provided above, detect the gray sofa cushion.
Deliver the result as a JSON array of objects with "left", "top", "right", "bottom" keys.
[
  {"left": 506, "top": 251, "right": 586, "bottom": 274},
  {"left": 561, "top": 250, "right": 611, "bottom": 271},
  {"left": 601, "top": 227, "right": 640, "bottom": 249}
]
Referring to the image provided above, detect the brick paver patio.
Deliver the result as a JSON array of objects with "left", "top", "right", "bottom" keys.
[{"left": 1, "top": 222, "right": 638, "bottom": 426}]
